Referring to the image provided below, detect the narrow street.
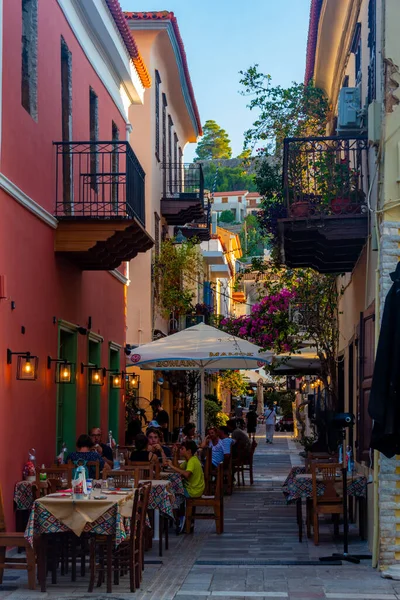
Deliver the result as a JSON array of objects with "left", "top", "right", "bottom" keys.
[{"left": 3, "top": 432, "right": 400, "bottom": 600}]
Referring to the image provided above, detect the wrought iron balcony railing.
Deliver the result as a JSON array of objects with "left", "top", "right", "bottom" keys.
[
  {"left": 283, "top": 136, "right": 369, "bottom": 218},
  {"left": 162, "top": 162, "right": 204, "bottom": 204},
  {"left": 54, "top": 141, "right": 145, "bottom": 226}
]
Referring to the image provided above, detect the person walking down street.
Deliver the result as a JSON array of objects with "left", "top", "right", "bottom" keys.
[
  {"left": 264, "top": 404, "right": 276, "bottom": 444},
  {"left": 152, "top": 400, "right": 170, "bottom": 443},
  {"left": 246, "top": 405, "right": 258, "bottom": 441}
]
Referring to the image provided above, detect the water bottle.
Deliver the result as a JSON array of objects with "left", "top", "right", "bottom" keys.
[
  {"left": 338, "top": 445, "right": 343, "bottom": 464},
  {"left": 108, "top": 430, "right": 113, "bottom": 447},
  {"left": 346, "top": 446, "right": 354, "bottom": 474},
  {"left": 39, "top": 464, "right": 47, "bottom": 481},
  {"left": 113, "top": 445, "right": 120, "bottom": 470},
  {"left": 178, "top": 428, "right": 183, "bottom": 443},
  {"left": 86, "top": 479, "right": 93, "bottom": 497}
]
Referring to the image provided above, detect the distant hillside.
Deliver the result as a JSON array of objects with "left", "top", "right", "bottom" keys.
[{"left": 196, "top": 157, "right": 259, "bottom": 193}]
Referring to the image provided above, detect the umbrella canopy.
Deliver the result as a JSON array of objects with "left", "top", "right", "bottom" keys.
[
  {"left": 126, "top": 323, "right": 273, "bottom": 370},
  {"left": 271, "top": 346, "right": 321, "bottom": 375},
  {"left": 126, "top": 323, "right": 273, "bottom": 435}
]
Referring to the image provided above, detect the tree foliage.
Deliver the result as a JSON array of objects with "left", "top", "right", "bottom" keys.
[
  {"left": 218, "top": 371, "right": 249, "bottom": 397},
  {"left": 202, "top": 162, "right": 257, "bottom": 192},
  {"left": 239, "top": 66, "right": 329, "bottom": 153},
  {"left": 239, "top": 214, "right": 270, "bottom": 259},
  {"left": 153, "top": 239, "right": 203, "bottom": 319},
  {"left": 218, "top": 210, "right": 236, "bottom": 224},
  {"left": 195, "top": 120, "right": 233, "bottom": 160}
]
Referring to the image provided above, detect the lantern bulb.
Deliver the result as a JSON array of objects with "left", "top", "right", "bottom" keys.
[
  {"left": 62, "top": 368, "right": 69, "bottom": 379},
  {"left": 94, "top": 372, "right": 99, "bottom": 381},
  {"left": 24, "top": 362, "right": 32, "bottom": 374}
]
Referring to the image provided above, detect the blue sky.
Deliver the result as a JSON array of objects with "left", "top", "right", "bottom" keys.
[{"left": 120, "top": 0, "right": 311, "bottom": 161}]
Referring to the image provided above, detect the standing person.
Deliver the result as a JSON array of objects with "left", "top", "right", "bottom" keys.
[
  {"left": 153, "top": 400, "right": 170, "bottom": 443},
  {"left": 246, "top": 405, "right": 258, "bottom": 441},
  {"left": 264, "top": 403, "right": 276, "bottom": 444},
  {"left": 89, "top": 427, "right": 113, "bottom": 466}
]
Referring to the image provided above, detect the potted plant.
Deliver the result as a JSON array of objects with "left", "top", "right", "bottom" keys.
[{"left": 313, "top": 154, "right": 364, "bottom": 215}]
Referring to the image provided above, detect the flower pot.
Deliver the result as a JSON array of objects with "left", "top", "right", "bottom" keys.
[
  {"left": 330, "top": 197, "right": 351, "bottom": 215},
  {"left": 290, "top": 201, "right": 309, "bottom": 217}
]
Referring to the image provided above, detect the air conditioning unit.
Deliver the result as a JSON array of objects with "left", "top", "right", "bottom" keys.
[{"left": 337, "top": 87, "right": 361, "bottom": 133}]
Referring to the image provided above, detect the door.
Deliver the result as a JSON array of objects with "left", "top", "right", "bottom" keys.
[
  {"left": 56, "top": 327, "right": 77, "bottom": 454},
  {"left": 108, "top": 347, "right": 120, "bottom": 441},
  {"left": 348, "top": 342, "right": 354, "bottom": 450},
  {"left": 88, "top": 339, "right": 101, "bottom": 429},
  {"left": 357, "top": 304, "right": 375, "bottom": 463}
]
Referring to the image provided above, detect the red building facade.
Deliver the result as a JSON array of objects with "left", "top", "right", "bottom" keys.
[{"left": 0, "top": 0, "right": 152, "bottom": 524}]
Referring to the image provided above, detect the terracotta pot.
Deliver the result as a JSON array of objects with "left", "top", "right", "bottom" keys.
[
  {"left": 290, "top": 201, "right": 309, "bottom": 217},
  {"left": 330, "top": 197, "right": 362, "bottom": 215}
]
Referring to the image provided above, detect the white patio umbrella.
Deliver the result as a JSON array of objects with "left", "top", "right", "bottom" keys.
[{"left": 126, "top": 322, "right": 273, "bottom": 434}]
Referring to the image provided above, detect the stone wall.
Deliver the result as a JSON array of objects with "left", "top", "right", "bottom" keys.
[{"left": 378, "top": 221, "right": 400, "bottom": 569}]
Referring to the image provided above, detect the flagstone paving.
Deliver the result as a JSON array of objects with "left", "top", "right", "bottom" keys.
[{"left": 2, "top": 431, "right": 400, "bottom": 599}]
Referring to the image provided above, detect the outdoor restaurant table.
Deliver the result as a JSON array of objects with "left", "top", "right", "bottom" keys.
[
  {"left": 282, "top": 465, "right": 368, "bottom": 541},
  {"left": 159, "top": 471, "right": 185, "bottom": 507}
]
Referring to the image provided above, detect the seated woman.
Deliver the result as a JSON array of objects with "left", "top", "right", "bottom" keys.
[
  {"left": 146, "top": 426, "right": 172, "bottom": 461},
  {"left": 182, "top": 422, "right": 196, "bottom": 441},
  {"left": 166, "top": 441, "right": 205, "bottom": 498},
  {"left": 65, "top": 434, "right": 108, "bottom": 478},
  {"left": 130, "top": 433, "right": 158, "bottom": 464}
]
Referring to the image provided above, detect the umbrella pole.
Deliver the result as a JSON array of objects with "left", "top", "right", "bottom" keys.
[{"left": 200, "top": 367, "right": 205, "bottom": 438}]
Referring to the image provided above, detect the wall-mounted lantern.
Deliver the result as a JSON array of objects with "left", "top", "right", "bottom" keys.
[
  {"left": 47, "top": 356, "right": 75, "bottom": 384},
  {"left": 81, "top": 363, "right": 105, "bottom": 386}
]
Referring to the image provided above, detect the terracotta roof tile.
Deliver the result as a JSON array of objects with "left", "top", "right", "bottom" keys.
[
  {"left": 125, "top": 11, "right": 202, "bottom": 136},
  {"left": 304, "top": 0, "right": 323, "bottom": 84},
  {"left": 213, "top": 190, "right": 248, "bottom": 197},
  {"left": 104, "top": 0, "right": 151, "bottom": 88}
]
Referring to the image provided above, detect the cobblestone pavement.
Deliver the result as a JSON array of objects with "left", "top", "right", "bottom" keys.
[{"left": 2, "top": 431, "right": 400, "bottom": 599}]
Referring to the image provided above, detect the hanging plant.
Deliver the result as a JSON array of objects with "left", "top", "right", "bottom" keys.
[{"left": 153, "top": 239, "right": 203, "bottom": 319}]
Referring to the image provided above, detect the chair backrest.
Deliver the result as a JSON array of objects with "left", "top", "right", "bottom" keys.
[
  {"left": 130, "top": 481, "right": 151, "bottom": 552},
  {"left": 214, "top": 463, "right": 224, "bottom": 501},
  {"left": 306, "top": 453, "right": 338, "bottom": 473},
  {"left": 311, "top": 462, "right": 341, "bottom": 505},
  {"left": 37, "top": 466, "right": 73, "bottom": 488},
  {"left": 67, "top": 460, "right": 100, "bottom": 479},
  {"left": 118, "top": 446, "right": 135, "bottom": 461},
  {"left": 108, "top": 470, "right": 133, "bottom": 488},
  {"left": 131, "top": 461, "right": 158, "bottom": 481}
]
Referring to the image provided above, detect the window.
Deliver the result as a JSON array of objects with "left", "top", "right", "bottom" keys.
[
  {"left": 61, "top": 37, "right": 72, "bottom": 207},
  {"left": 162, "top": 93, "right": 167, "bottom": 192},
  {"left": 174, "top": 132, "right": 178, "bottom": 188},
  {"left": 238, "top": 196, "right": 242, "bottom": 203},
  {"left": 368, "top": 0, "right": 376, "bottom": 103},
  {"left": 351, "top": 23, "right": 362, "bottom": 86},
  {"left": 111, "top": 122, "right": 119, "bottom": 211},
  {"left": 21, "top": 0, "right": 38, "bottom": 119},
  {"left": 89, "top": 88, "right": 99, "bottom": 191},
  {"left": 168, "top": 115, "right": 173, "bottom": 193},
  {"left": 155, "top": 70, "right": 161, "bottom": 161},
  {"left": 222, "top": 197, "right": 228, "bottom": 203},
  {"left": 154, "top": 212, "right": 160, "bottom": 295}
]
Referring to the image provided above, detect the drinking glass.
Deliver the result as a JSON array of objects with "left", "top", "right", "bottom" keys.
[
  {"left": 92, "top": 480, "right": 102, "bottom": 498},
  {"left": 107, "top": 477, "right": 115, "bottom": 490},
  {"left": 119, "top": 453, "right": 125, "bottom": 468},
  {"left": 101, "top": 479, "right": 108, "bottom": 492}
]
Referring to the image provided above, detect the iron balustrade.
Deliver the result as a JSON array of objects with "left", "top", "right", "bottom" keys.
[
  {"left": 283, "top": 136, "right": 369, "bottom": 218},
  {"left": 54, "top": 141, "right": 145, "bottom": 226},
  {"left": 162, "top": 162, "right": 204, "bottom": 204}
]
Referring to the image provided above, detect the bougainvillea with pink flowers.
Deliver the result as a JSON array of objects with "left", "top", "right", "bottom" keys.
[{"left": 219, "top": 287, "right": 299, "bottom": 354}]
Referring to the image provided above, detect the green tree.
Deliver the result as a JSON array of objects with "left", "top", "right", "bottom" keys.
[
  {"left": 239, "top": 214, "right": 270, "bottom": 259},
  {"left": 218, "top": 210, "right": 235, "bottom": 224},
  {"left": 195, "top": 120, "right": 232, "bottom": 160},
  {"left": 239, "top": 66, "right": 329, "bottom": 153}
]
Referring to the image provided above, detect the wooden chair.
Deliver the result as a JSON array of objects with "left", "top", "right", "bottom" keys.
[
  {"left": 305, "top": 452, "right": 338, "bottom": 473},
  {"left": 68, "top": 460, "right": 100, "bottom": 479},
  {"left": 223, "top": 451, "right": 233, "bottom": 496},
  {"left": 185, "top": 463, "right": 224, "bottom": 534},
  {"left": 203, "top": 447, "right": 213, "bottom": 495},
  {"left": 0, "top": 484, "right": 36, "bottom": 590},
  {"left": 311, "top": 462, "right": 343, "bottom": 545},
  {"left": 88, "top": 481, "right": 151, "bottom": 593},
  {"left": 241, "top": 439, "right": 257, "bottom": 485},
  {"left": 129, "top": 461, "right": 160, "bottom": 481},
  {"left": 107, "top": 470, "right": 133, "bottom": 488}
]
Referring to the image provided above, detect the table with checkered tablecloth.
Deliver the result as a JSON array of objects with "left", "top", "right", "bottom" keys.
[
  {"left": 159, "top": 472, "right": 185, "bottom": 507},
  {"left": 282, "top": 465, "right": 367, "bottom": 503}
]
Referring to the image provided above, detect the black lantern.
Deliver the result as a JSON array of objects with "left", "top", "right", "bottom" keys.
[
  {"left": 7, "top": 349, "right": 38, "bottom": 381},
  {"left": 126, "top": 373, "right": 140, "bottom": 391},
  {"left": 47, "top": 356, "right": 75, "bottom": 384},
  {"left": 81, "top": 363, "right": 105, "bottom": 386},
  {"left": 109, "top": 371, "right": 124, "bottom": 389}
]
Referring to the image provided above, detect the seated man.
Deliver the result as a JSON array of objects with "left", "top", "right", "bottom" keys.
[
  {"left": 201, "top": 427, "right": 225, "bottom": 466},
  {"left": 218, "top": 426, "right": 235, "bottom": 456},
  {"left": 226, "top": 419, "right": 251, "bottom": 459}
]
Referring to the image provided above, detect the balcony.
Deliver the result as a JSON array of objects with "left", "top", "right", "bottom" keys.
[
  {"left": 173, "top": 199, "right": 211, "bottom": 241},
  {"left": 279, "top": 136, "right": 369, "bottom": 273},
  {"left": 161, "top": 162, "right": 204, "bottom": 225},
  {"left": 54, "top": 141, "right": 153, "bottom": 270}
]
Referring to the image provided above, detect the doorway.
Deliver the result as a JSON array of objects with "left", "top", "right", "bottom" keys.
[
  {"left": 56, "top": 327, "right": 77, "bottom": 454},
  {"left": 88, "top": 339, "right": 101, "bottom": 429},
  {"left": 108, "top": 347, "right": 120, "bottom": 440}
]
